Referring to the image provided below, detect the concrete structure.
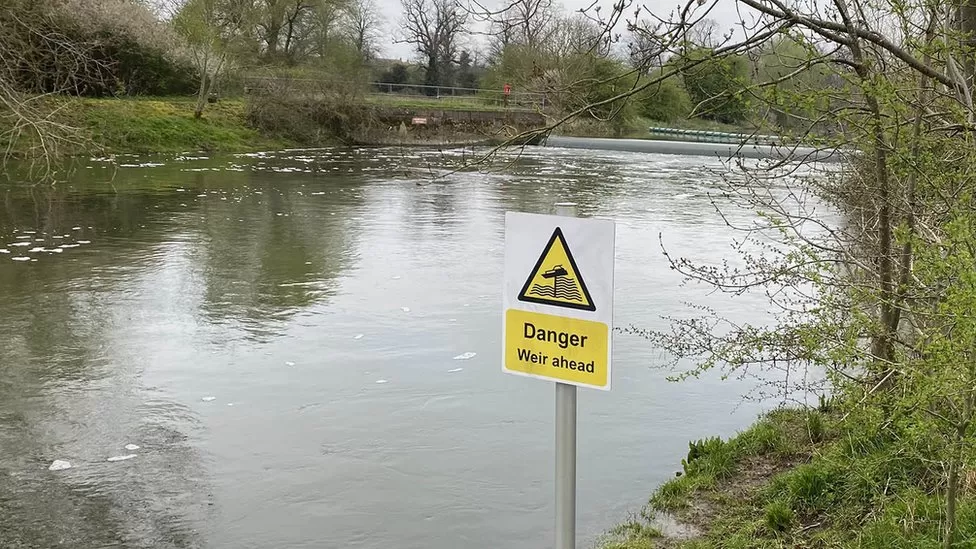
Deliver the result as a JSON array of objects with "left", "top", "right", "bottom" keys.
[{"left": 541, "top": 135, "right": 844, "bottom": 163}]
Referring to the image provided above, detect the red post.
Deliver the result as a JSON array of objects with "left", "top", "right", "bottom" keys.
[{"left": 503, "top": 83, "right": 511, "bottom": 107}]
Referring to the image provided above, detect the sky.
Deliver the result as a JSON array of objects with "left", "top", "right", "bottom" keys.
[{"left": 375, "top": 0, "right": 750, "bottom": 61}]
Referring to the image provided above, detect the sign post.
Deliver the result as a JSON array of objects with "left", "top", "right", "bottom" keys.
[
  {"left": 502, "top": 203, "right": 616, "bottom": 549},
  {"left": 554, "top": 202, "right": 579, "bottom": 549}
]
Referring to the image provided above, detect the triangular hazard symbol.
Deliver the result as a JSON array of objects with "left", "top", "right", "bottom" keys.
[{"left": 518, "top": 227, "right": 595, "bottom": 311}]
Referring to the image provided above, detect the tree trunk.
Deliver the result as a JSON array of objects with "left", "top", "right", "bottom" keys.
[
  {"left": 266, "top": 24, "right": 281, "bottom": 57},
  {"left": 946, "top": 455, "right": 959, "bottom": 549},
  {"left": 959, "top": 0, "right": 976, "bottom": 91},
  {"left": 424, "top": 54, "right": 439, "bottom": 95},
  {"left": 946, "top": 394, "right": 973, "bottom": 549},
  {"left": 194, "top": 72, "right": 208, "bottom": 119}
]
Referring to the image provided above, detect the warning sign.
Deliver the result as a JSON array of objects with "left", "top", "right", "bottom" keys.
[
  {"left": 518, "top": 228, "right": 595, "bottom": 311},
  {"left": 503, "top": 212, "right": 615, "bottom": 391}
]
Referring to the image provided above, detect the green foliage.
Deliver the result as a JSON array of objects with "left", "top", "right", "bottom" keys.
[
  {"left": 753, "top": 35, "right": 835, "bottom": 131},
  {"left": 763, "top": 499, "right": 794, "bottom": 533},
  {"left": 635, "top": 75, "right": 692, "bottom": 123},
  {"left": 734, "top": 419, "right": 786, "bottom": 456},
  {"left": 673, "top": 47, "right": 751, "bottom": 123},
  {"left": 805, "top": 411, "right": 825, "bottom": 443},
  {"left": 682, "top": 436, "right": 737, "bottom": 478},
  {"left": 781, "top": 463, "right": 837, "bottom": 513}
]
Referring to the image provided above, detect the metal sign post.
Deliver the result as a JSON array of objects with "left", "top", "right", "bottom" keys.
[{"left": 554, "top": 202, "right": 578, "bottom": 549}]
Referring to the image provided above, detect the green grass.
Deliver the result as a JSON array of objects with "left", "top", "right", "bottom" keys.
[
  {"left": 60, "top": 97, "right": 290, "bottom": 154},
  {"left": 600, "top": 402, "right": 976, "bottom": 549}
]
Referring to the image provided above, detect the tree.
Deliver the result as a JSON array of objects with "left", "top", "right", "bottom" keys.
[
  {"left": 477, "top": 0, "right": 556, "bottom": 59},
  {"left": 456, "top": 50, "right": 479, "bottom": 89},
  {"left": 399, "top": 0, "right": 467, "bottom": 92},
  {"left": 172, "top": 0, "right": 253, "bottom": 118},
  {"left": 673, "top": 47, "right": 751, "bottom": 123},
  {"left": 341, "top": 0, "right": 382, "bottom": 61},
  {"left": 576, "top": 0, "right": 976, "bottom": 545}
]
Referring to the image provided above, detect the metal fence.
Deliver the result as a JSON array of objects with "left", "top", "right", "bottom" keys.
[
  {"left": 241, "top": 75, "right": 548, "bottom": 110},
  {"left": 646, "top": 126, "right": 789, "bottom": 145}
]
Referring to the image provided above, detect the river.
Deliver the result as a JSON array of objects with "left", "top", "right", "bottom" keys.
[{"left": 1, "top": 146, "right": 785, "bottom": 549}]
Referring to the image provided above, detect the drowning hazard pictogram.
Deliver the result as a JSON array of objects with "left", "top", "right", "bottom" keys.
[{"left": 517, "top": 227, "right": 595, "bottom": 311}]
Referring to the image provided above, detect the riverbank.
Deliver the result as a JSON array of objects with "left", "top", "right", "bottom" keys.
[
  {"left": 601, "top": 402, "right": 976, "bottom": 548},
  {"left": 4, "top": 96, "right": 774, "bottom": 159},
  {"left": 10, "top": 96, "right": 547, "bottom": 158},
  {"left": 59, "top": 97, "right": 293, "bottom": 154}
]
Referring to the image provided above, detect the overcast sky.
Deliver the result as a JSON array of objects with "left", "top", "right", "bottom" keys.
[{"left": 375, "top": 0, "right": 749, "bottom": 61}]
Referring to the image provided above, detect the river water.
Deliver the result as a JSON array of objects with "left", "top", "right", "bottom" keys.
[{"left": 1, "top": 146, "right": 784, "bottom": 549}]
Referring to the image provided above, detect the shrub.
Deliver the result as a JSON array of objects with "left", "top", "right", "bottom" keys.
[
  {"left": 763, "top": 499, "right": 795, "bottom": 533},
  {"left": 806, "top": 410, "right": 825, "bottom": 443},
  {"left": 636, "top": 76, "right": 692, "bottom": 123},
  {"left": 682, "top": 436, "right": 737, "bottom": 479},
  {"left": 784, "top": 463, "right": 837, "bottom": 513}
]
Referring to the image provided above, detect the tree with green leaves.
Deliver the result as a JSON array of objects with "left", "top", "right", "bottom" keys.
[
  {"left": 672, "top": 47, "right": 751, "bottom": 124},
  {"left": 172, "top": 0, "right": 254, "bottom": 118}
]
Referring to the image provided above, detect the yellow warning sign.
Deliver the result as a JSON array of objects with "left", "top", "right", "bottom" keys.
[
  {"left": 517, "top": 227, "right": 595, "bottom": 311},
  {"left": 504, "top": 309, "right": 608, "bottom": 387}
]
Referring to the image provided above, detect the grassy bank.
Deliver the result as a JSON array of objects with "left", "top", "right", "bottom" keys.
[
  {"left": 603, "top": 403, "right": 976, "bottom": 549},
  {"left": 58, "top": 97, "right": 292, "bottom": 154}
]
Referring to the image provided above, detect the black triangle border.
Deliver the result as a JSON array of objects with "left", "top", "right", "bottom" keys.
[{"left": 517, "top": 227, "right": 596, "bottom": 312}]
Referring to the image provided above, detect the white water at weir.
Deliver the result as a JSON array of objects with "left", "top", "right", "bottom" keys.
[{"left": 0, "top": 145, "right": 826, "bottom": 549}]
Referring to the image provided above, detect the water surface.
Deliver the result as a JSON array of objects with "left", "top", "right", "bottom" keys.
[{"left": 1, "top": 146, "right": 788, "bottom": 549}]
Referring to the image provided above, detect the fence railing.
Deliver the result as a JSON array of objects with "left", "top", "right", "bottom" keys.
[
  {"left": 646, "top": 126, "right": 789, "bottom": 145},
  {"left": 242, "top": 75, "right": 548, "bottom": 110}
]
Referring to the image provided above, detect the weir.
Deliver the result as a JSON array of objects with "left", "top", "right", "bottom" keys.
[{"left": 539, "top": 135, "right": 845, "bottom": 163}]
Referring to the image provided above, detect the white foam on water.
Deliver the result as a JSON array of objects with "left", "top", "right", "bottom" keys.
[
  {"left": 375, "top": 379, "right": 389, "bottom": 384},
  {"left": 52, "top": 235, "right": 63, "bottom": 239},
  {"left": 227, "top": 403, "right": 235, "bottom": 407},
  {"left": 353, "top": 334, "right": 364, "bottom": 340},
  {"left": 0, "top": 249, "right": 8, "bottom": 254},
  {"left": 28, "top": 247, "right": 44, "bottom": 253},
  {"left": 60, "top": 244, "right": 80, "bottom": 248},
  {"left": 78, "top": 241, "right": 91, "bottom": 245},
  {"left": 311, "top": 192, "right": 326, "bottom": 195},
  {"left": 124, "top": 444, "right": 140, "bottom": 451},
  {"left": 107, "top": 454, "right": 137, "bottom": 462},
  {"left": 401, "top": 307, "right": 410, "bottom": 313},
  {"left": 9, "top": 242, "right": 29, "bottom": 247},
  {"left": 201, "top": 396, "right": 216, "bottom": 402},
  {"left": 11, "top": 257, "right": 30, "bottom": 261},
  {"left": 453, "top": 352, "right": 477, "bottom": 360},
  {"left": 15, "top": 236, "right": 30, "bottom": 240},
  {"left": 285, "top": 361, "right": 296, "bottom": 366},
  {"left": 48, "top": 249, "right": 63, "bottom": 253},
  {"left": 48, "top": 460, "right": 72, "bottom": 471},
  {"left": 72, "top": 227, "right": 81, "bottom": 230},
  {"left": 392, "top": 275, "right": 402, "bottom": 280}
]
